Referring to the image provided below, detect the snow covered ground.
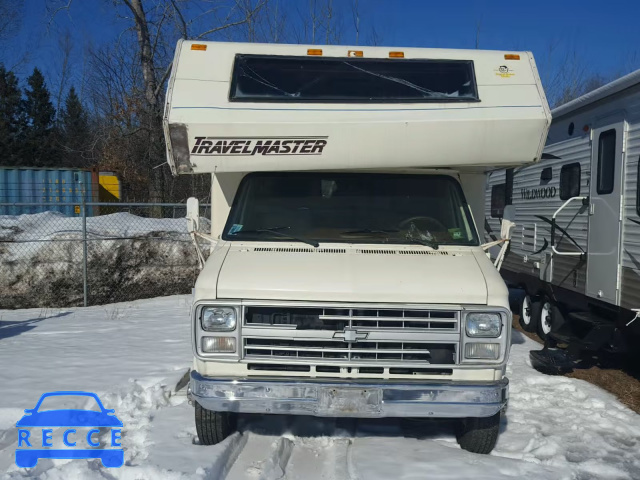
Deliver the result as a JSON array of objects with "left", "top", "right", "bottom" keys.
[
  {"left": 0, "top": 212, "right": 205, "bottom": 308},
  {"left": 1, "top": 295, "right": 639, "bottom": 479}
]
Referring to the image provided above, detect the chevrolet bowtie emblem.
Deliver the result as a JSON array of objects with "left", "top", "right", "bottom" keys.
[{"left": 333, "top": 327, "right": 368, "bottom": 343}]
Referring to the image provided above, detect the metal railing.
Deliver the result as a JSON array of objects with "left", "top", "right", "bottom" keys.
[{"left": 0, "top": 202, "right": 211, "bottom": 309}]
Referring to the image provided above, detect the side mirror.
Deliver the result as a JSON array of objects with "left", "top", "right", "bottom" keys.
[
  {"left": 501, "top": 205, "right": 516, "bottom": 240},
  {"left": 186, "top": 197, "right": 200, "bottom": 234}
]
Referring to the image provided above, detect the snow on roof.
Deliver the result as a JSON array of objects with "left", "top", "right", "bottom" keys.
[{"left": 552, "top": 69, "right": 640, "bottom": 119}]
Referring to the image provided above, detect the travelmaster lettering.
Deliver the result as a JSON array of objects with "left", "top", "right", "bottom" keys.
[{"left": 191, "top": 137, "right": 328, "bottom": 156}]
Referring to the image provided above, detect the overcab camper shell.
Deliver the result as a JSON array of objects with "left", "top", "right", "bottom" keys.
[{"left": 163, "top": 40, "right": 551, "bottom": 454}]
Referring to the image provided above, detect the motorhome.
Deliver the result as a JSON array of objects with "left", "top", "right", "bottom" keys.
[
  {"left": 163, "top": 40, "right": 551, "bottom": 454},
  {"left": 485, "top": 70, "right": 640, "bottom": 370}
]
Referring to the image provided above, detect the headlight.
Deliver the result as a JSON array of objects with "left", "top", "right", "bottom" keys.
[
  {"left": 201, "top": 307, "right": 237, "bottom": 331},
  {"left": 466, "top": 312, "right": 502, "bottom": 338}
]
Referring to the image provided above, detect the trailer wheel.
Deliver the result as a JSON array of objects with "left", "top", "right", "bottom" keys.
[
  {"left": 456, "top": 412, "right": 501, "bottom": 454},
  {"left": 518, "top": 294, "right": 538, "bottom": 333},
  {"left": 537, "top": 296, "right": 560, "bottom": 341},
  {"left": 195, "top": 402, "right": 237, "bottom": 445}
]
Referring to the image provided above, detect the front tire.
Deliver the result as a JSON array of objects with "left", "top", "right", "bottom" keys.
[
  {"left": 519, "top": 294, "right": 538, "bottom": 332},
  {"left": 195, "top": 402, "right": 237, "bottom": 445},
  {"left": 456, "top": 412, "right": 501, "bottom": 454}
]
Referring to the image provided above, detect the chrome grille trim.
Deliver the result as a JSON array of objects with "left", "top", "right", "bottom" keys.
[
  {"left": 245, "top": 306, "right": 460, "bottom": 332},
  {"left": 240, "top": 304, "right": 462, "bottom": 367}
]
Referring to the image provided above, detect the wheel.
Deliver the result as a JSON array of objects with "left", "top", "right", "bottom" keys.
[
  {"left": 195, "top": 402, "right": 237, "bottom": 445},
  {"left": 537, "top": 296, "right": 558, "bottom": 341},
  {"left": 518, "top": 294, "right": 538, "bottom": 333},
  {"left": 456, "top": 412, "right": 501, "bottom": 454}
]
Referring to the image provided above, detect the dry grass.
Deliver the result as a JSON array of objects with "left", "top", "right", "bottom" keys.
[{"left": 512, "top": 316, "right": 640, "bottom": 414}]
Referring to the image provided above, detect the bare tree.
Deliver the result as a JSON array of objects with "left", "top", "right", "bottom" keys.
[
  {"left": 0, "top": 0, "right": 24, "bottom": 42},
  {"left": 55, "top": 30, "right": 74, "bottom": 123}
]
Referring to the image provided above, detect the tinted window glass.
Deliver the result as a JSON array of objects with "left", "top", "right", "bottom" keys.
[
  {"left": 636, "top": 158, "right": 640, "bottom": 216},
  {"left": 230, "top": 55, "right": 479, "bottom": 103},
  {"left": 541, "top": 167, "right": 552, "bottom": 182},
  {"left": 505, "top": 169, "right": 514, "bottom": 206},
  {"left": 560, "top": 163, "right": 581, "bottom": 200},
  {"left": 597, "top": 129, "right": 616, "bottom": 194},
  {"left": 223, "top": 173, "right": 479, "bottom": 246},
  {"left": 491, "top": 184, "right": 506, "bottom": 218}
]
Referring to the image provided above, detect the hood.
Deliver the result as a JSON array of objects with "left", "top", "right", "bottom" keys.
[{"left": 205, "top": 245, "right": 488, "bottom": 304}]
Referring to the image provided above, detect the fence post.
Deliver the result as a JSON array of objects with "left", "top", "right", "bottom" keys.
[{"left": 81, "top": 192, "right": 88, "bottom": 307}]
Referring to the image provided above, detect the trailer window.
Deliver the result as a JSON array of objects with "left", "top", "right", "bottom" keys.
[
  {"left": 636, "top": 157, "right": 640, "bottom": 216},
  {"left": 491, "top": 184, "right": 506, "bottom": 218},
  {"left": 597, "top": 129, "right": 616, "bottom": 194},
  {"left": 560, "top": 163, "right": 581, "bottom": 200},
  {"left": 230, "top": 55, "right": 479, "bottom": 103}
]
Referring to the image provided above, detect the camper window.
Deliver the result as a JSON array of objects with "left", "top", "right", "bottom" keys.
[
  {"left": 597, "top": 129, "right": 616, "bottom": 194},
  {"left": 636, "top": 157, "right": 640, "bottom": 216},
  {"left": 560, "top": 163, "right": 581, "bottom": 200},
  {"left": 223, "top": 173, "right": 479, "bottom": 246},
  {"left": 491, "top": 184, "right": 506, "bottom": 218},
  {"left": 230, "top": 55, "right": 479, "bottom": 103}
]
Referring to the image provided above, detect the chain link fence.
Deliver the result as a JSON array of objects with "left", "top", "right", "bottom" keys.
[{"left": 0, "top": 202, "right": 211, "bottom": 309}]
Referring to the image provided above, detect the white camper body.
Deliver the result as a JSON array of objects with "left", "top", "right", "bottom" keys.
[
  {"left": 485, "top": 70, "right": 640, "bottom": 360},
  {"left": 164, "top": 40, "right": 551, "bottom": 454}
]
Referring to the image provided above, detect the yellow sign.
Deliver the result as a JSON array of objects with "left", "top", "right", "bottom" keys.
[{"left": 75, "top": 205, "right": 81, "bottom": 214}]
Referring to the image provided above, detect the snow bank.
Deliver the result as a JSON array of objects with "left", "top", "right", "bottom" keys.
[
  {"left": 0, "top": 212, "right": 207, "bottom": 308},
  {"left": 0, "top": 297, "right": 639, "bottom": 479}
]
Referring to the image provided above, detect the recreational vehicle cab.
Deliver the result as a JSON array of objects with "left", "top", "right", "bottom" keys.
[
  {"left": 163, "top": 40, "right": 551, "bottom": 454},
  {"left": 486, "top": 70, "right": 640, "bottom": 370}
]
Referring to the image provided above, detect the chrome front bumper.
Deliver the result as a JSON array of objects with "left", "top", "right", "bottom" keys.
[{"left": 189, "top": 371, "right": 508, "bottom": 418}]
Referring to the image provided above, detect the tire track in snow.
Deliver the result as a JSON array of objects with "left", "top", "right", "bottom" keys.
[{"left": 225, "top": 434, "right": 294, "bottom": 480}]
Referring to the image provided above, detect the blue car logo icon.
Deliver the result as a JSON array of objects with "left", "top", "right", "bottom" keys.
[{"left": 15, "top": 391, "right": 124, "bottom": 468}]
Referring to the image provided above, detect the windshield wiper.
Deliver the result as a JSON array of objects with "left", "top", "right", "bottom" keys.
[
  {"left": 229, "top": 226, "right": 319, "bottom": 248},
  {"left": 403, "top": 237, "right": 440, "bottom": 250},
  {"left": 341, "top": 228, "right": 399, "bottom": 235}
]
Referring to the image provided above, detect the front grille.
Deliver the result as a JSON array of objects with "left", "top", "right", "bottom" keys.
[
  {"left": 243, "top": 338, "right": 456, "bottom": 364},
  {"left": 242, "top": 304, "right": 460, "bottom": 371},
  {"left": 245, "top": 306, "right": 458, "bottom": 331}
]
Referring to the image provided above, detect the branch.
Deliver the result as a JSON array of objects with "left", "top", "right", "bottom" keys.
[
  {"left": 154, "top": 62, "right": 173, "bottom": 98},
  {"left": 170, "top": 0, "right": 189, "bottom": 39}
]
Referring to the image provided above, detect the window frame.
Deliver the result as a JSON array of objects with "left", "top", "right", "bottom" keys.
[
  {"left": 596, "top": 129, "right": 617, "bottom": 195},
  {"left": 229, "top": 54, "right": 480, "bottom": 104},
  {"left": 559, "top": 162, "right": 581, "bottom": 200}
]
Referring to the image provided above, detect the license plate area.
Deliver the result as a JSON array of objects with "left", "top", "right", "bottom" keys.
[{"left": 317, "top": 387, "right": 382, "bottom": 417}]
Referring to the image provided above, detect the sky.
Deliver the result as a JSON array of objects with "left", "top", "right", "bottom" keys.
[{"left": 2, "top": 0, "right": 639, "bottom": 103}]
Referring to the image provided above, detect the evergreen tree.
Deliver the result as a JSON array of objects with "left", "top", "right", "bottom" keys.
[
  {"left": 61, "top": 86, "right": 89, "bottom": 167},
  {"left": 0, "top": 64, "right": 26, "bottom": 166},
  {"left": 23, "top": 67, "right": 58, "bottom": 166}
]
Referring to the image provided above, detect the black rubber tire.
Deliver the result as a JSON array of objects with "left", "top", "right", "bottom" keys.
[
  {"left": 194, "top": 402, "right": 237, "bottom": 445},
  {"left": 456, "top": 412, "right": 501, "bottom": 454},
  {"left": 536, "top": 296, "right": 563, "bottom": 341},
  {"left": 518, "top": 294, "right": 538, "bottom": 333}
]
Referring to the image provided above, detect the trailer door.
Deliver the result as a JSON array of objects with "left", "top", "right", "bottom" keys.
[{"left": 586, "top": 122, "right": 626, "bottom": 305}]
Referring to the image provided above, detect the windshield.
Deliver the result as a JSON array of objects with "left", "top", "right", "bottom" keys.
[{"left": 223, "top": 173, "right": 479, "bottom": 246}]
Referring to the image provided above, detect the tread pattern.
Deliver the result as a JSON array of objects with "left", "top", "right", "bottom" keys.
[
  {"left": 195, "top": 402, "right": 237, "bottom": 445},
  {"left": 456, "top": 412, "right": 500, "bottom": 454}
]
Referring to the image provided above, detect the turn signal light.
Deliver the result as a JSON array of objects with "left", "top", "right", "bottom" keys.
[
  {"left": 504, "top": 54, "right": 520, "bottom": 60},
  {"left": 191, "top": 44, "right": 207, "bottom": 51},
  {"left": 307, "top": 49, "right": 323, "bottom": 56},
  {"left": 348, "top": 50, "right": 363, "bottom": 57},
  {"left": 389, "top": 51, "right": 405, "bottom": 58}
]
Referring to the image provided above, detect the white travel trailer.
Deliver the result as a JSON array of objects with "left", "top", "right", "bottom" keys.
[
  {"left": 485, "top": 70, "right": 640, "bottom": 370},
  {"left": 164, "top": 40, "right": 551, "bottom": 454}
]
